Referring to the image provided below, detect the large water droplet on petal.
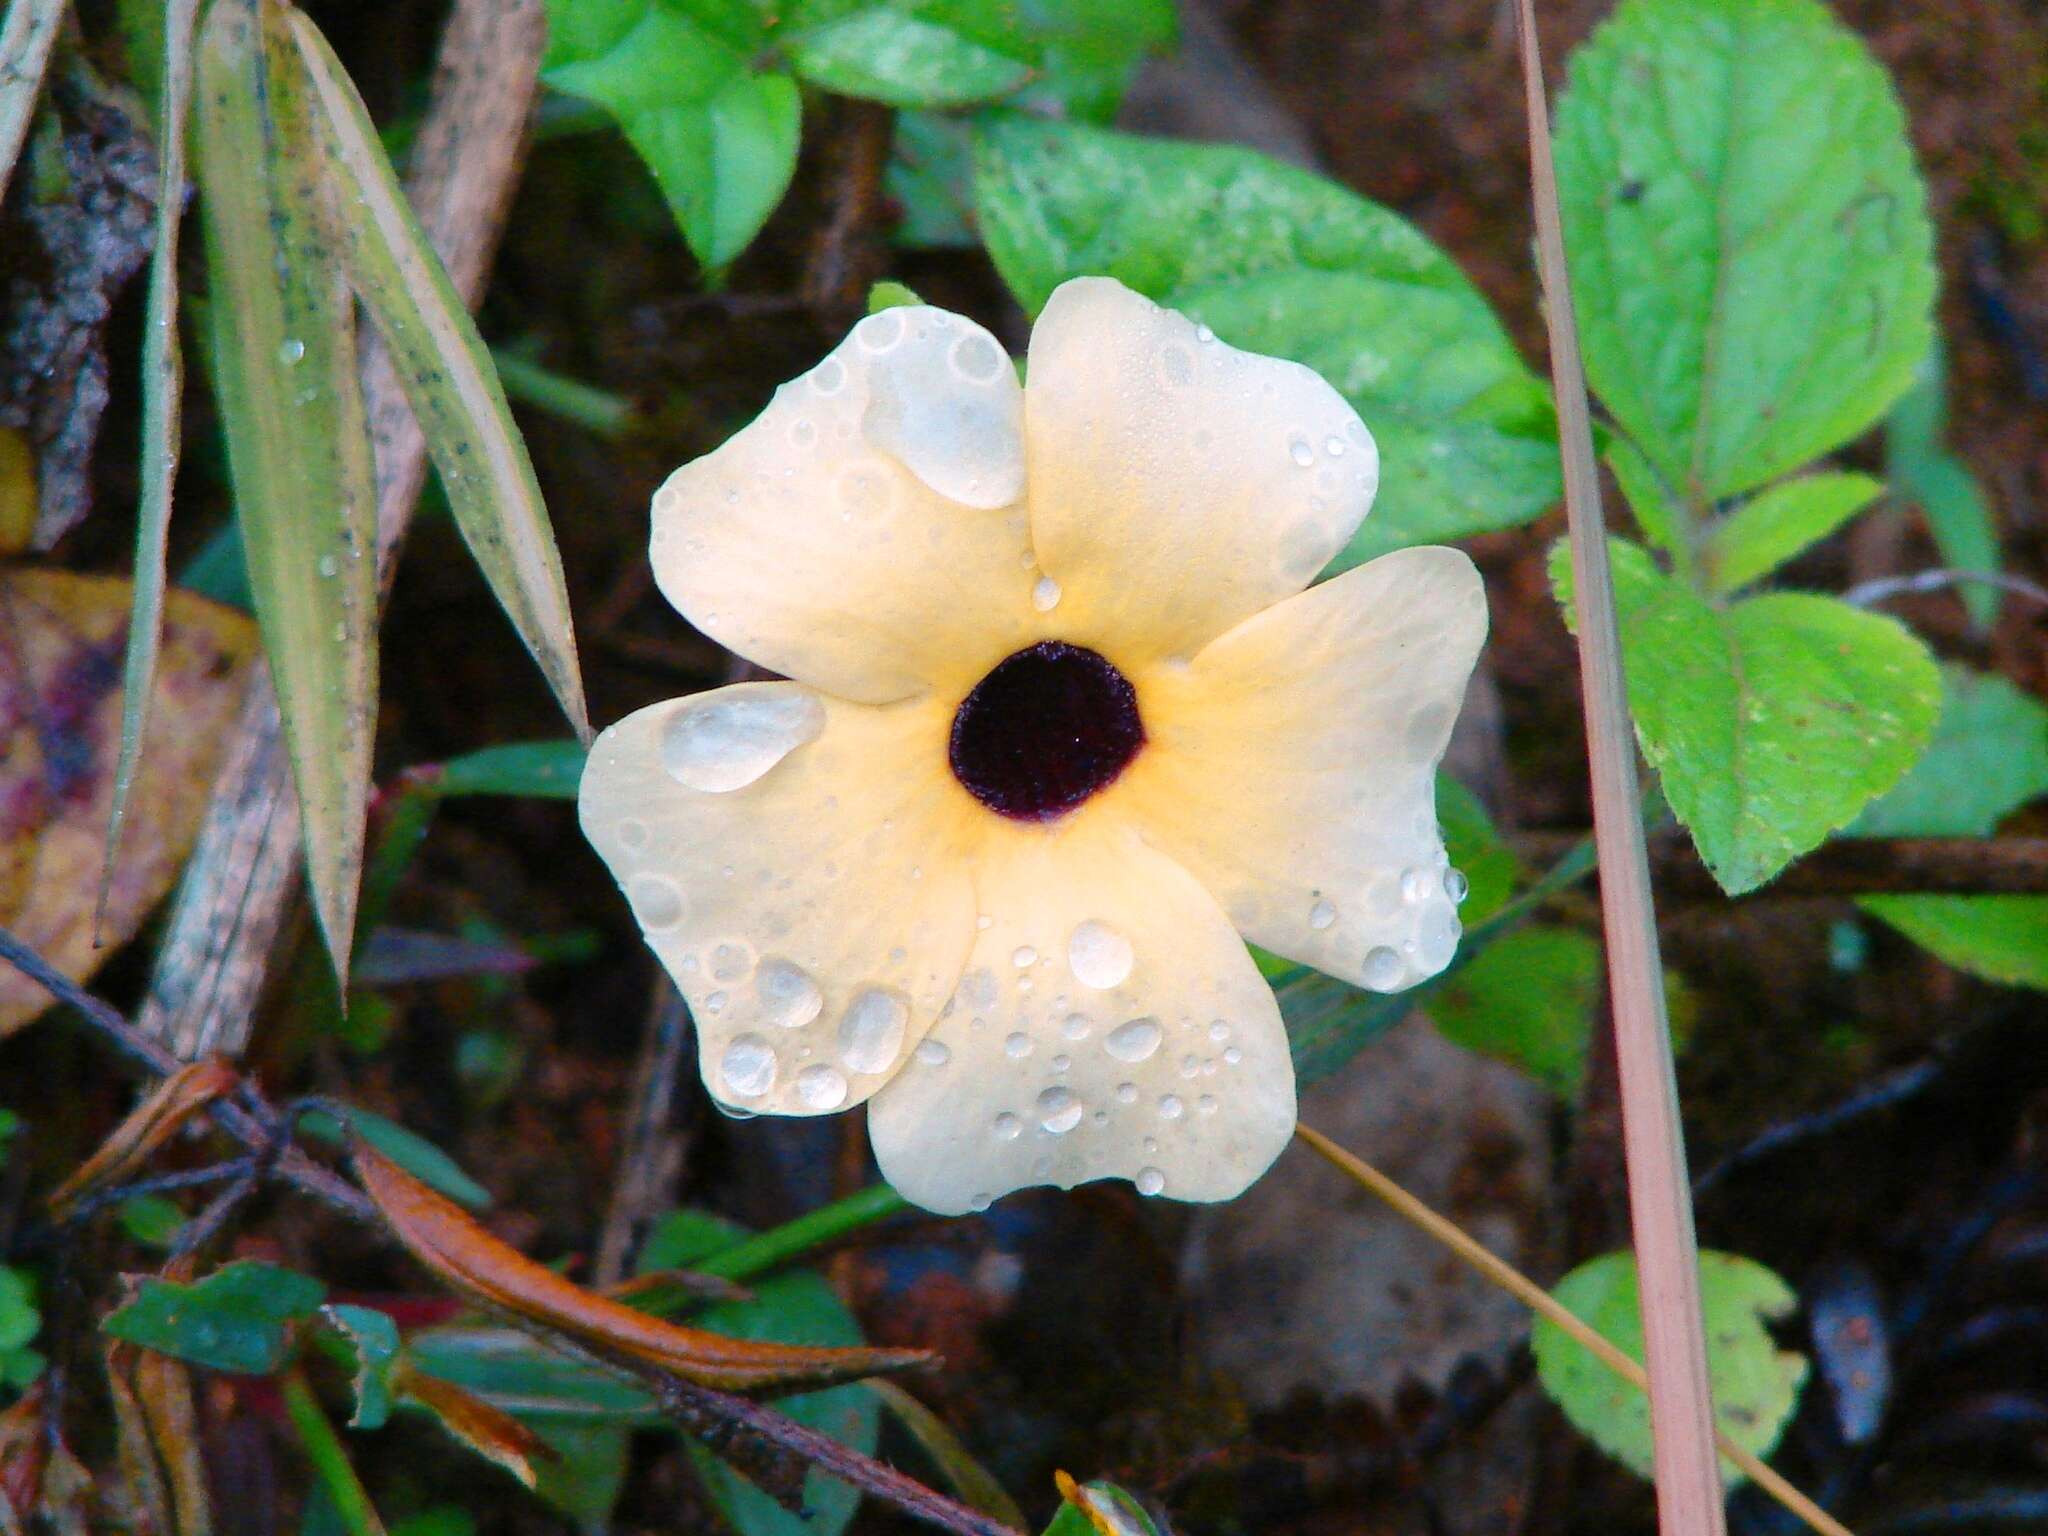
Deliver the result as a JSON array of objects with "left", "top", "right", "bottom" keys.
[
  {"left": 796, "top": 1063, "right": 848, "bottom": 1110},
  {"left": 720, "top": 1034, "right": 777, "bottom": 1098},
  {"left": 993, "top": 1112, "right": 1021, "bottom": 1141},
  {"left": 1068, "top": 920, "right": 1133, "bottom": 990},
  {"left": 1362, "top": 946, "right": 1403, "bottom": 989},
  {"left": 1308, "top": 898, "right": 1337, "bottom": 931},
  {"left": 661, "top": 690, "right": 824, "bottom": 792},
  {"left": 1104, "top": 1017, "right": 1162, "bottom": 1063},
  {"left": 756, "top": 959, "right": 823, "bottom": 1029},
  {"left": 838, "top": 988, "right": 908, "bottom": 1073},
  {"left": 625, "top": 874, "right": 686, "bottom": 931},
  {"left": 1037, "top": 1087, "right": 1083, "bottom": 1134},
  {"left": 1135, "top": 1167, "right": 1166, "bottom": 1196}
]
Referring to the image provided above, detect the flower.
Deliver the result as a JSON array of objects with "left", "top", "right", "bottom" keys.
[{"left": 578, "top": 278, "right": 1487, "bottom": 1215}]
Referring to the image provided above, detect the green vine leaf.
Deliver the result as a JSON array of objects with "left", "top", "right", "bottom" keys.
[
  {"left": 1702, "top": 471, "right": 1884, "bottom": 595},
  {"left": 973, "top": 116, "right": 1560, "bottom": 568},
  {"left": 1554, "top": 0, "right": 1935, "bottom": 503},
  {"left": 103, "top": 1261, "right": 326, "bottom": 1376},
  {"left": 1553, "top": 538, "right": 1940, "bottom": 894}
]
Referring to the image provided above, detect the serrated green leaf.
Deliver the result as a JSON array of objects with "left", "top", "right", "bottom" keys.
[
  {"left": 1606, "top": 433, "right": 1688, "bottom": 565},
  {"left": 1887, "top": 344, "right": 2001, "bottom": 631},
  {"left": 1703, "top": 472, "right": 1883, "bottom": 595},
  {"left": 1534, "top": 1249, "right": 1807, "bottom": 1485},
  {"left": 322, "top": 1304, "right": 400, "bottom": 1429},
  {"left": 972, "top": 117, "right": 1559, "bottom": 566},
  {"left": 288, "top": 12, "right": 590, "bottom": 743},
  {"left": 1553, "top": 0, "right": 1935, "bottom": 502},
  {"left": 1430, "top": 925, "right": 1602, "bottom": 1096},
  {"left": 103, "top": 1260, "right": 326, "bottom": 1375},
  {"left": 299, "top": 1105, "right": 492, "bottom": 1211},
  {"left": 788, "top": 8, "right": 1030, "bottom": 107},
  {"left": 1552, "top": 538, "right": 1940, "bottom": 893},
  {"left": 195, "top": 0, "right": 378, "bottom": 980},
  {"left": 432, "top": 739, "right": 588, "bottom": 799}
]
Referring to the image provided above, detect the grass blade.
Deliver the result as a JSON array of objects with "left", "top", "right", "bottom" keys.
[
  {"left": 193, "top": 0, "right": 379, "bottom": 982},
  {"left": 285, "top": 10, "right": 590, "bottom": 743},
  {"left": 1511, "top": 3, "right": 1725, "bottom": 1531},
  {"left": 99, "top": 0, "right": 202, "bottom": 937},
  {"left": 0, "top": 0, "right": 66, "bottom": 204}
]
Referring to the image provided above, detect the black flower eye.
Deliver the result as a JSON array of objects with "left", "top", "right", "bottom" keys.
[{"left": 950, "top": 642, "right": 1146, "bottom": 821}]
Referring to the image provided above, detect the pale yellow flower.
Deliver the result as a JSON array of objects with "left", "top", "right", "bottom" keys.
[{"left": 579, "top": 278, "right": 1487, "bottom": 1214}]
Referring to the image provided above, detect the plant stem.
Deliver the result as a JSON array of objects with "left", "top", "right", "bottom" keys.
[
  {"left": 282, "top": 1370, "right": 389, "bottom": 1536},
  {"left": 1294, "top": 1124, "right": 1855, "bottom": 1536},
  {"left": 698, "top": 1184, "right": 910, "bottom": 1282}
]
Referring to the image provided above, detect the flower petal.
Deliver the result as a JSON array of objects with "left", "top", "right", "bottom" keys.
[
  {"left": 578, "top": 683, "right": 978, "bottom": 1114},
  {"left": 1117, "top": 546, "right": 1487, "bottom": 991},
  {"left": 867, "top": 817, "right": 1295, "bottom": 1214},
  {"left": 1022, "top": 277, "right": 1379, "bottom": 663},
  {"left": 652, "top": 306, "right": 1037, "bottom": 703}
]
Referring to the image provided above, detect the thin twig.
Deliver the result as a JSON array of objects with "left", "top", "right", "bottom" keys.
[
  {"left": 1841, "top": 567, "right": 2048, "bottom": 612},
  {"left": 1510, "top": 5, "right": 1725, "bottom": 1531},
  {"left": 1295, "top": 1124, "right": 1856, "bottom": 1536},
  {"left": 1509, "top": 833, "right": 2048, "bottom": 900}
]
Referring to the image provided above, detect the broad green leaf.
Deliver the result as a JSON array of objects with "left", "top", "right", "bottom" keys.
[
  {"left": 787, "top": 8, "right": 1031, "bottom": 107},
  {"left": 432, "top": 740, "right": 588, "bottom": 799},
  {"left": 103, "top": 1260, "right": 326, "bottom": 1375},
  {"left": 1887, "top": 345, "right": 2001, "bottom": 631},
  {"left": 288, "top": 12, "right": 590, "bottom": 743},
  {"left": 1552, "top": 538, "right": 1940, "bottom": 893},
  {"left": 542, "top": 0, "right": 799, "bottom": 267},
  {"left": 1533, "top": 1249, "right": 1807, "bottom": 1485},
  {"left": 888, "top": 111, "right": 978, "bottom": 248},
  {"left": 1854, "top": 665, "right": 2048, "bottom": 990},
  {"left": 195, "top": 0, "right": 379, "bottom": 979},
  {"left": 1554, "top": 0, "right": 1934, "bottom": 501},
  {"left": 103, "top": 0, "right": 202, "bottom": 919},
  {"left": 299, "top": 1105, "right": 492, "bottom": 1211},
  {"left": 1606, "top": 433, "right": 1687, "bottom": 565},
  {"left": 1438, "top": 775, "right": 1518, "bottom": 924},
  {"left": 640, "top": 1212, "right": 880, "bottom": 1536},
  {"left": 322, "top": 1304, "right": 400, "bottom": 1429},
  {"left": 973, "top": 117, "right": 1560, "bottom": 566},
  {"left": 1043, "top": 1480, "right": 1162, "bottom": 1536},
  {"left": 0, "top": 0, "right": 66, "bottom": 205},
  {"left": 1430, "top": 925, "right": 1601, "bottom": 1097},
  {"left": 1009, "top": 0, "right": 1176, "bottom": 123},
  {"left": 1702, "top": 472, "right": 1883, "bottom": 596}
]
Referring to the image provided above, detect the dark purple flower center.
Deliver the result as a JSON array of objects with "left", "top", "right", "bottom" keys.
[{"left": 949, "top": 642, "right": 1145, "bottom": 821}]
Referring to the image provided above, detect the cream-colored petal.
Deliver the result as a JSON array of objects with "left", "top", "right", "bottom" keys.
[
  {"left": 652, "top": 306, "right": 1038, "bottom": 703},
  {"left": 1022, "top": 277, "right": 1379, "bottom": 663},
  {"left": 1117, "top": 546, "right": 1488, "bottom": 992},
  {"left": 867, "top": 816, "right": 1295, "bottom": 1215},
  {"left": 578, "top": 683, "right": 979, "bottom": 1115}
]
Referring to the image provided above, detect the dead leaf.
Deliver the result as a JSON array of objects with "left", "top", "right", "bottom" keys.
[
  {"left": 0, "top": 62, "right": 158, "bottom": 548},
  {"left": 0, "top": 568, "right": 256, "bottom": 1034},
  {"left": 105, "top": 1337, "right": 212, "bottom": 1536},
  {"left": 392, "top": 1358, "right": 555, "bottom": 1490},
  {"left": 47, "top": 1057, "right": 238, "bottom": 1217},
  {"left": 353, "top": 1142, "right": 935, "bottom": 1392}
]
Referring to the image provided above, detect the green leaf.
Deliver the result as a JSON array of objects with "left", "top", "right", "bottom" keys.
[
  {"left": 1043, "top": 1481, "right": 1162, "bottom": 1536},
  {"left": 1008, "top": 0, "right": 1176, "bottom": 123},
  {"left": 1886, "top": 344, "right": 2001, "bottom": 631},
  {"left": 0, "top": 1267, "right": 38, "bottom": 1354},
  {"left": 195, "top": 0, "right": 379, "bottom": 979},
  {"left": 541, "top": 1, "right": 799, "bottom": 267},
  {"left": 1533, "top": 1249, "right": 1807, "bottom": 1485},
  {"left": 888, "top": 111, "right": 978, "bottom": 249},
  {"left": 1552, "top": 538, "right": 1941, "bottom": 893},
  {"left": 103, "top": 1260, "right": 326, "bottom": 1375},
  {"left": 1553, "top": 0, "right": 1935, "bottom": 502},
  {"left": 1438, "top": 775, "right": 1518, "bottom": 925},
  {"left": 1430, "top": 925, "right": 1602, "bottom": 1097},
  {"left": 1702, "top": 472, "right": 1884, "bottom": 596},
  {"left": 866, "top": 278, "right": 927, "bottom": 313},
  {"left": 299, "top": 1105, "right": 492, "bottom": 1211},
  {"left": 322, "top": 1304, "right": 400, "bottom": 1429},
  {"left": 119, "top": 1193, "right": 188, "bottom": 1249},
  {"left": 1857, "top": 896, "right": 2048, "bottom": 991},
  {"left": 1606, "top": 433, "right": 1688, "bottom": 565},
  {"left": 288, "top": 12, "right": 590, "bottom": 743},
  {"left": 787, "top": 8, "right": 1031, "bottom": 108},
  {"left": 972, "top": 117, "right": 1560, "bottom": 566},
  {"left": 404, "top": 1325, "right": 665, "bottom": 1424},
  {"left": 431, "top": 740, "right": 589, "bottom": 800}
]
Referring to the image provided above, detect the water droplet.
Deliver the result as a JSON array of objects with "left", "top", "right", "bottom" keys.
[
  {"left": 1417, "top": 908, "right": 1461, "bottom": 971},
  {"left": 915, "top": 1038, "right": 951, "bottom": 1067},
  {"left": 1197, "top": 1094, "right": 1218, "bottom": 1115},
  {"left": 856, "top": 309, "right": 904, "bottom": 352},
  {"left": 711, "top": 943, "right": 752, "bottom": 982},
  {"left": 1037, "top": 1087, "right": 1083, "bottom": 1134},
  {"left": 1209, "top": 1021, "right": 1231, "bottom": 1043},
  {"left": 839, "top": 988, "right": 908, "bottom": 1073},
  {"left": 993, "top": 1112, "right": 1022, "bottom": 1141},
  {"left": 1180, "top": 1054, "right": 1201, "bottom": 1078},
  {"left": 1362, "top": 946, "right": 1403, "bottom": 989},
  {"left": 950, "top": 332, "right": 1004, "bottom": 383},
  {"left": 1004, "top": 1032, "right": 1033, "bottom": 1060},
  {"left": 625, "top": 873, "right": 686, "bottom": 930},
  {"left": 318, "top": 553, "right": 338, "bottom": 578},
  {"left": 617, "top": 819, "right": 649, "bottom": 851},
  {"left": 1288, "top": 433, "right": 1315, "bottom": 468},
  {"left": 1194, "top": 323, "right": 1216, "bottom": 343},
  {"left": 1325, "top": 435, "right": 1347, "bottom": 457},
  {"left": 1061, "top": 1013, "right": 1092, "bottom": 1041},
  {"left": 959, "top": 967, "right": 998, "bottom": 1009},
  {"left": 1135, "top": 1167, "right": 1166, "bottom": 1196},
  {"left": 1116, "top": 1082, "right": 1137, "bottom": 1103},
  {"left": 1104, "top": 1017, "right": 1163, "bottom": 1063},
  {"left": 1031, "top": 575, "right": 1062, "bottom": 612},
  {"left": 796, "top": 1063, "right": 848, "bottom": 1109},
  {"left": 1158, "top": 1094, "right": 1185, "bottom": 1120},
  {"left": 1400, "top": 867, "right": 1434, "bottom": 904},
  {"left": 756, "top": 959, "right": 822, "bottom": 1029},
  {"left": 1224, "top": 1047, "right": 1243, "bottom": 1066},
  {"left": 976, "top": 915, "right": 994, "bottom": 931},
  {"left": 1444, "top": 869, "right": 1470, "bottom": 904},
  {"left": 661, "top": 690, "right": 824, "bottom": 792},
  {"left": 810, "top": 357, "right": 846, "bottom": 394},
  {"left": 1012, "top": 945, "right": 1037, "bottom": 968},
  {"left": 1309, "top": 898, "right": 1337, "bottom": 931},
  {"left": 789, "top": 417, "right": 817, "bottom": 448},
  {"left": 279, "top": 338, "right": 305, "bottom": 365},
  {"left": 1047, "top": 1053, "right": 1069, "bottom": 1074},
  {"left": 704, "top": 990, "right": 728, "bottom": 1013},
  {"left": 721, "top": 1035, "right": 776, "bottom": 1097},
  {"left": 1068, "top": 920, "right": 1134, "bottom": 989},
  {"left": 1158, "top": 343, "right": 1195, "bottom": 387}
]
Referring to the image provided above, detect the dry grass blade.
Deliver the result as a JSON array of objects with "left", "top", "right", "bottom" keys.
[
  {"left": 1294, "top": 1124, "right": 1856, "bottom": 1536},
  {"left": 285, "top": 10, "right": 590, "bottom": 744},
  {"left": 45, "top": 1057, "right": 236, "bottom": 1217},
  {"left": 0, "top": 0, "right": 67, "bottom": 204},
  {"left": 1510, "top": 3, "right": 1725, "bottom": 1530},
  {"left": 100, "top": 0, "right": 202, "bottom": 937},
  {"left": 193, "top": 0, "right": 380, "bottom": 983}
]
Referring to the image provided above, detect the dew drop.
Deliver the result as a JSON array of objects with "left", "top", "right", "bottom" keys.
[
  {"left": 1209, "top": 1021, "right": 1231, "bottom": 1043},
  {"left": 710, "top": 943, "right": 752, "bottom": 982},
  {"left": 1445, "top": 869, "right": 1470, "bottom": 904},
  {"left": 1194, "top": 323, "right": 1216, "bottom": 343},
  {"left": 1362, "top": 945, "right": 1403, "bottom": 989},
  {"left": 1104, "top": 1017, "right": 1163, "bottom": 1063},
  {"left": 1061, "top": 1013, "right": 1092, "bottom": 1041},
  {"left": 796, "top": 1063, "right": 848, "bottom": 1110},
  {"left": 1012, "top": 945, "right": 1037, "bottom": 968},
  {"left": 1037, "top": 1087, "right": 1083, "bottom": 1134},
  {"left": 1400, "top": 867, "right": 1434, "bottom": 904},
  {"left": 1158, "top": 343, "right": 1195, "bottom": 387},
  {"left": 625, "top": 873, "right": 686, "bottom": 931},
  {"left": 856, "top": 309, "right": 904, "bottom": 352},
  {"left": 1224, "top": 1047, "right": 1243, "bottom": 1066},
  {"left": 1325, "top": 435, "right": 1347, "bottom": 457},
  {"left": 1288, "top": 433, "right": 1315, "bottom": 468},
  {"left": 1180, "top": 1054, "right": 1201, "bottom": 1078},
  {"left": 720, "top": 1034, "right": 776, "bottom": 1098},
  {"left": 756, "top": 959, "right": 823, "bottom": 1029},
  {"left": 616, "top": 819, "right": 649, "bottom": 851},
  {"left": 1309, "top": 898, "right": 1337, "bottom": 931},
  {"left": 992, "top": 1112, "right": 1022, "bottom": 1141},
  {"left": 278, "top": 338, "right": 305, "bottom": 365},
  {"left": 1004, "top": 1032, "right": 1033, "bottom": 1060},
  {"left": 1031, "top": 575, "right": 1062, "bottom": 612},
  {"left": 1068, "top": 920, "right": 1134, "bottom": 989},
  {"left": 788, "top": 417, "right": 817, "bottom": 448},
  {"left": 949, "top": 332, "right": 1004, "bottom": 383},
  {"left": 1158, "top": 1094, "right": 1185, "bottom": 1121},
  {"left": 839, "top": 988, "right": 908, "bottom": 1073},
  {"left": 661, "top": 690, "right": 824, "bottom": 792},
  {"left": 704, "top": 991, "right": 728, "bottom": 1014},
  {"left": 1115, "top": 1082, "right": 1137, "bottom": 1103},
  {"left": 1135, "top": 1167, "right": 1166, "bottom": 1196},
  {"left": 915, "top": 1038, "right": 951, "bottom": 1067},
  {"left": 318, "top": 554, "right": 338, "bottom": 578},
  {"left": 810, "top": 356, "right": 847, "bottom": 394},
  {"left": 1197, "top": 1094, "right": 1218, "bottom": 1115}
]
